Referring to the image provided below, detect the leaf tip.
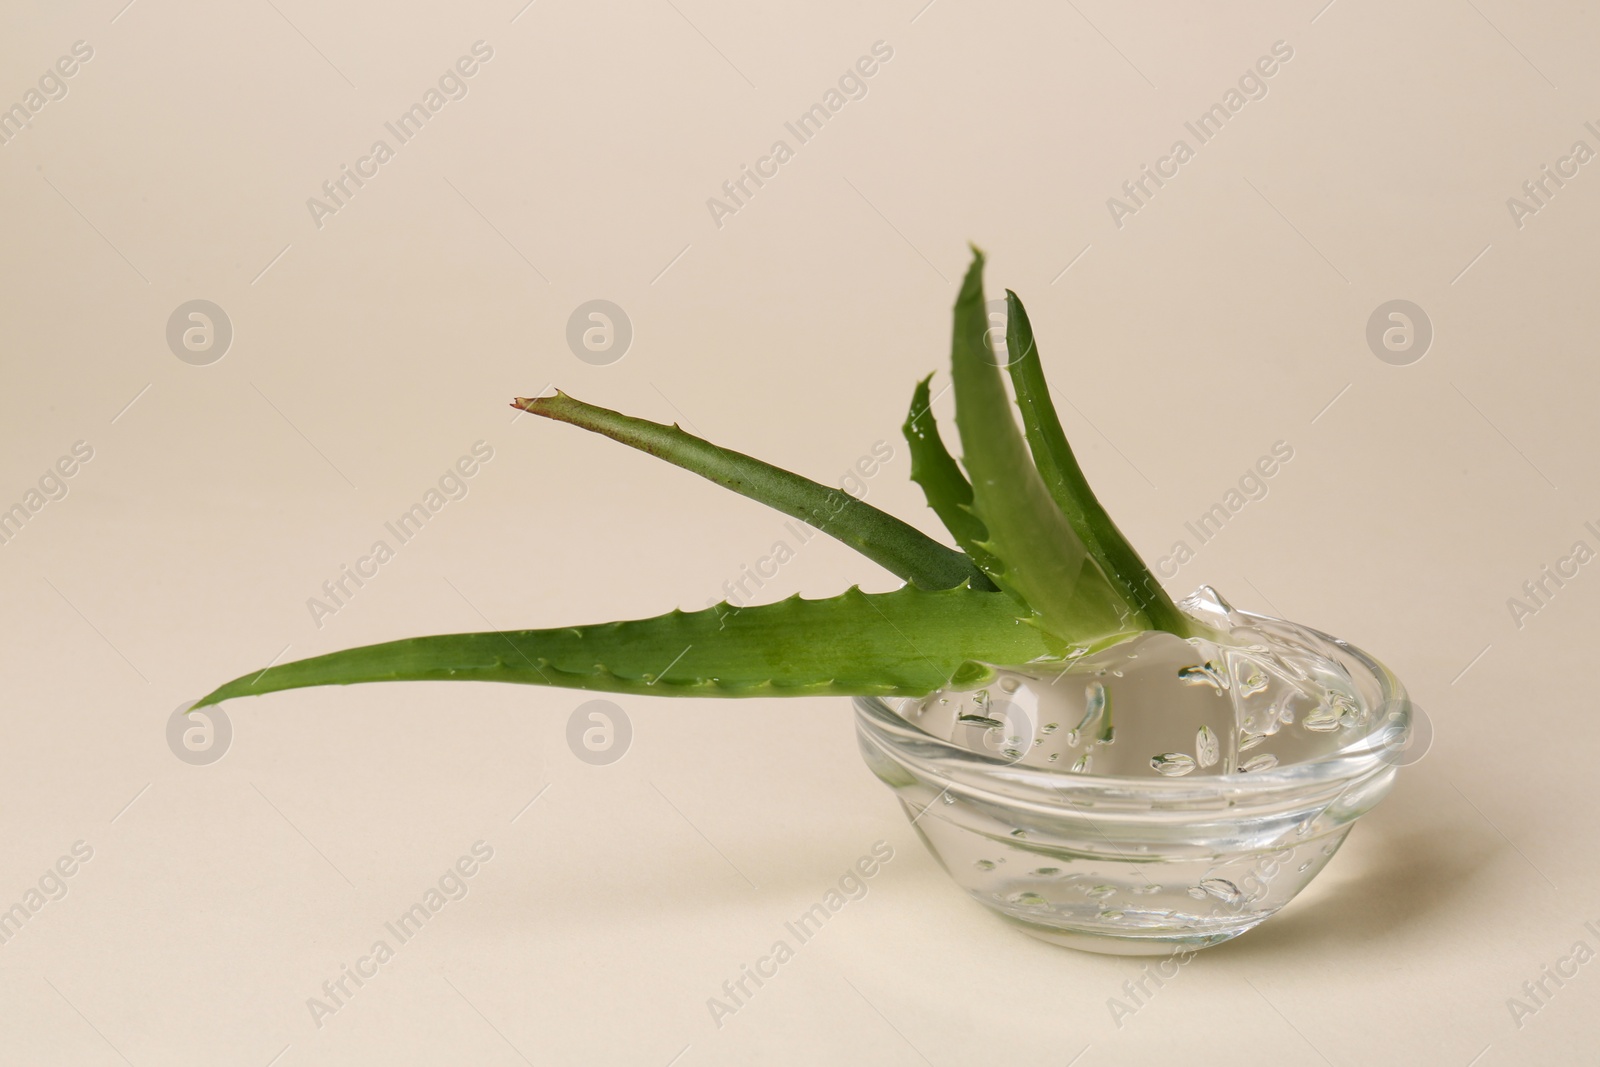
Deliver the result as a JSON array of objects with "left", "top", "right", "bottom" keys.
[
  {"left": 511, "top": 388, "right": 565, "bottom": 413},
  {"left": 958, "top": 247, "right": 987, "bottom": 305}
]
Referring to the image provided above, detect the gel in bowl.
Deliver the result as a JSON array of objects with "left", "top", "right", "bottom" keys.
[{"left": 854, "top": 587, "right": 1411, "bottom": 955}]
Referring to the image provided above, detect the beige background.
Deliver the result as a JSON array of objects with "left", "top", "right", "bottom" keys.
[{"left": 2, "top": 0, "right": 1597, "bottom": 1063}]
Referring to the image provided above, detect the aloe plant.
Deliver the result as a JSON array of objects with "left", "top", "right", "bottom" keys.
[{"left": 193, "top": 249, "right": 1191, "bottom": 712}]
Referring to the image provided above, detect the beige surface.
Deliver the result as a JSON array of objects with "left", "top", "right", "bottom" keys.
[{"left": 2, "top": 0, "right": 1597, "bottom": 1063}]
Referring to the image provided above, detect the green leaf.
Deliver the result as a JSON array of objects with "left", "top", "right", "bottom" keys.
[
  {"left": 1003, "top": 289, "right": 1191, "bottom": 637},
  {"left": 948, "top": 249, "right": 1139, "bottom": 646},
  {"left": 901, "top": 374, "right": 1001, "bottom": 591},
  {"left": 515, "top": 391, "right": 985, "bottom": 591},
  {"left": 190, "top": 584, "right": 1061, "bottom": 709}
]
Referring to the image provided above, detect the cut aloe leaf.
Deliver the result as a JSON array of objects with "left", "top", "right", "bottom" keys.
[
  {"left": 948, "top": 249, "right": 1138, "bottom": 646},
  {"left": 516, "top": 391, "right": 986, "bottom": 592},
  {"left": 191, "top": 583, "right": 1060, "bottom": 709},
  {"left": 901, "top": 374, "right": 1001, "bottom": 592},
  {"left": 193, "top": 253, "right": 1178, "bottom": 717},
  {"left": 1002, "top": 289, "right": 1191, "bottom": 637}
]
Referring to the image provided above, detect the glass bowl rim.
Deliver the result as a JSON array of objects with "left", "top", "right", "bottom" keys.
[{"left": 853, "top": 607, "right": 1409, "bottom": 801}]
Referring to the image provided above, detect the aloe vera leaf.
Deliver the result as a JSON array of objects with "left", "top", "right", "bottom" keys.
[
  {"left": 1002, "top": 289, "right": 1190, "bottom": 637},
  {"left": 900, "top": 374, "right": 1001, "bottom": 591},
  {"left": 948, "top": 249, "right": 1139, "bottom": 645},
  {"left": 515, "top": 391, "right": 985, "bottom": 592},
  {"left": 190, "top": 584, "right": 1060, "bottom": 709}
]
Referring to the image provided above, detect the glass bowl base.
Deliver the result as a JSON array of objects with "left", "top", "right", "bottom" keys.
[{"left": 997, "top": 911, "right": 1262, "bottom": 955}]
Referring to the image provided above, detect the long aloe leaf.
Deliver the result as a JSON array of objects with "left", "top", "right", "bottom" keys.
[
  {"left": 515, "top": 391, "right": 985, "bottom": 591},
  {"left": 1002, "top": 290, "right": 1190, "bottom": 636},
  {"left": 901, "top": 374, "right": 1001, "bottom": 591},
  {"left": 190, "top": 584, "right": 1058, "bottom": 709},
  {"left": 949, "top": 249, "right": 1138, "bottom": 646}
]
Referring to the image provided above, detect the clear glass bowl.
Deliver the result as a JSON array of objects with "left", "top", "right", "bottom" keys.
[{"left": 854, "top": 592, "right": 1410, "bottom": 955}]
